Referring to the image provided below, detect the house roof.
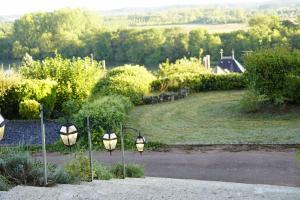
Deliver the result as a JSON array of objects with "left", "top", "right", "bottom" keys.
[{"left": 218, "top": 57, "right": 245, "bottom": 73}]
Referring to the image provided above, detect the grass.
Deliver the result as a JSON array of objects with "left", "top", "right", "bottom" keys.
[
  {"left": 127, "top": 91, "right": 300, "bottom": 145},
  {"left": 129, "top": 23, "right": 249, "bottom": 33}
]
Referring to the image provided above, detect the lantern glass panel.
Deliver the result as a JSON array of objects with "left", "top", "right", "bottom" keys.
[
  {"left": 0, "top": 115, "right": 4, "bottom": 124},
  {"left": 0, "top": 125, "right": 5, "bottom": 141},
  {"left": 60, "top": 132, "right": 78, "bottom": 146},
  {"left": 60, "top": 125, "right": 78, "bottom": 146},
  {"left": 136, "top": 137, "right": 145, "bottom": 152},
  {"left": 103, "top": 132, "right": 117, "bottom": 151}
]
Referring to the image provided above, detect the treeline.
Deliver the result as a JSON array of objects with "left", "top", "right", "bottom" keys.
[
  {"left": 0, "top": 9, "right": 299, "bottom": 67},
  {"left": 104, "top": 7, "right": 300, "bottom": 27}
]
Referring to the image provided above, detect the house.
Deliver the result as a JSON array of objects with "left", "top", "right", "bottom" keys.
[{"left": 218, "top": 49, "right": 245, "bottom": 73}]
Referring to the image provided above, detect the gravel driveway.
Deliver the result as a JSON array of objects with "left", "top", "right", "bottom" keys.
[{"left": 1, "top": 177, "right": 300, "bottom": 200}]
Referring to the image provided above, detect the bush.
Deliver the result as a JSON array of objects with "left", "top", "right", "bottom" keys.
[
  {"left": 19, "top": 99, "right": 40, "bottom": 119},
  {"left": 0, "top": 77, "right": 57, "bottom": 119},
  {"left": 65, "top": 153, "right": 113, "bottom": 181},
  {"left": 240, "top": 90, "right": 269, "bottom": 112},
  {"left": 0, "top": 152, "right": 73, "bottom": 188},
  {"left": 155, "top": 57, "right": 210, "bottom": 91},
  {"left": 72, "top": 95, "right": 133, "bottom": 133},
  {"left": 0, "top": 175, "right": 11, "bottom": 191},
  {"left": 20, "top": 54, "right": 103, "bottom": 112},
  {"left": 94, "top": 163, "right": 113, "bottom": 180},
  {"left": 92, "top": 65, "right": 156, "bottom": 104},
  {"left": 65, "top": 154, "right": 92, "bottom": 182},
  {"left": 244, "top": 47, "right": 300, "bottom": 104},
  {"left": 61, "top": 99, "right": 82, "bottom": 117},
  {"left": 110, "top": 163, "right": 144, "bottom": 178},
  {"left": 152, "top": 73, "right": 246, "bottom": 92}
]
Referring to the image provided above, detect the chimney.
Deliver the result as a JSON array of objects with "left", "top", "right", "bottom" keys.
[
  {"left": 207, "top": 55, "right": 210, "bottom": 69},
  {"left": 232, "top": 49, "right": 235, "bottom": 59},
  {"left": 220, "top": 49, "right": 223, "bottom": 59}
]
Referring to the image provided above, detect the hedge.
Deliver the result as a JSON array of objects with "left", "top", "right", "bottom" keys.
[
  {"left": 92, "top": 65, "right": 155, "bottom": 105},
  {"left": 0, "top": 77, "right": 57, "bottom": 119},
  {"left": 244, "top": 47, "right": 300, "bottom": 104},
  {"left": 152, "top": 73, "right": 246, "bottom": 92}
]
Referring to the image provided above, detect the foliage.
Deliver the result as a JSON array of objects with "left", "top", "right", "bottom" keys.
[
  {"left": 11, "top": 8, "right": 102, "bottom": 59},
  {"left": 0, "top": 152, "right": 73, "bottom": 189},
  {"left": 72, "top": 95, "right": 133, "bottom": 133},
  {"left": 244, "top": 47, "right": 300, "bottom": 105},
  {"left": 0, "top": 175, "right": 11, "bottom": 191},
  {"left": 61, "top": 99, "right": 82, "bottom": 118},
  {"left": 154, "top": 57, "right": 210, "bottom": 91},
  {"left": 65, "top": 153, "right": 113, "bottom": 181},
  {"left": 0, "top": 8, "right": 299, "bottom": 67},
  {"left": 110, "top": 163, "right": 144, "bottom": 178},
  {"left": 19, "top": 99, "right": 40, "bottom": 119},
  {"left": 240, "top": 90, "right": 269, "bottom": 113},
  {"left": 20, "top": 54, "right": 103, "bottom": 113},
  {"left": 153, "top": 72, "right": 246, "bottom": 92},
  {"left": 93, "top": 65, "right": 155, "bottom": 104},
  {"left": 94, "top": 163, "right": 114, "bottom": 180},
  {"left": 0, "top": 74, "right": 57, "bottom": 119}
]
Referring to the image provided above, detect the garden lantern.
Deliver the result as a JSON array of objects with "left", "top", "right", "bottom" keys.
[
  {"left": 59, "top": 123, "right": 78, "bottom": 147},
  {"left": 135, "top": 134, "right": 146, "bottom": 154},
  {"left": 0, "top": 113, "right": 7, "bottom": 141},
  {"left": 103, "top": 131, "right": 117, "bottom": 154}
]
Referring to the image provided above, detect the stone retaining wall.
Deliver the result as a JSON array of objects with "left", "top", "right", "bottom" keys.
[{"left": 0, "top": 120, "right": 60, "bottom": 145}]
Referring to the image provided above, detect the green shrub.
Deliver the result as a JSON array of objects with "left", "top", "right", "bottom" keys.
[
  {"left": 94, "top": 163, "right": 113, "bottom": 180},
  {"left": 156, "top": 57, "right": 210, "bottom": 91},
  {"left": 72, "top": 95, "right": 133, "bottom": 133},
  {"left": 0, "top": 152, "right": 73, "bottom": 188},
  {"left": 0, "top": 175, "right": 11, "bottom": 191},
  {"left": 92, "top": 65, "right": 155, "bottom": 104},
  {"left": 152, "top": 73, "right": 246, "bottom": 92},
  {"left": 65, "top": 153, "right": 113, "bottom": 181},
  {"left": 65, "top": 154, "right": 91, "bottom": 182},
  {"left": 19, "top": 99, "right": 40, "bottom": 119},
  {"left": 0, "top": 78, "right": 57, "bottom": 119},
  {"left": 50, "top": 167, "right": 74, "bottom": 184},
  {"left": 62, "top": 99, "right": 82, "bottom": 117},
  {"left": 20, "top": 54, "right": 103, "bottom": 112},
  {"left": 240, "top": 90, "right": 270, "bottom": 112},
  {"left": 111, "top": 163, "right": 144, "bottom": 178},
  {"left": 244, "top": 47, "right": 300, "bottom": 105}
]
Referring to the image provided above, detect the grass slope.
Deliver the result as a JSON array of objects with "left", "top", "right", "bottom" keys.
[{"left": 127, "top": 91, "right": 300, "bottom": 145}]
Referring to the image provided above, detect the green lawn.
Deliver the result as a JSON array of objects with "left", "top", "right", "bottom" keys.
[{"left": 127, "top": 91, "right": 300, "bottom": 145}]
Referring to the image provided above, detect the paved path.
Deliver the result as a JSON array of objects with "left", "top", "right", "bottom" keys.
[
  {"left": 37, "top": 149, "right": 300, "bottom": 187},
  {"left": 1, "top": 177, "right": 300, "bottom": 200}
]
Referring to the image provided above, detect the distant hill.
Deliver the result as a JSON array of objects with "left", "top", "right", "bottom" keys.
[
  {"left": 0, "top": 15, "right": 20, "bottom": 22},
  {"left": 259, "top": 0, "right": 300, "bottom": 9}
]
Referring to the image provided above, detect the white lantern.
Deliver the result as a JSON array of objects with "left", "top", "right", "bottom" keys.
[
  {"left": 60, "top": 124, "right": 78, "bottom": 146},
  {"left": 135, "top": 135, "right": 146, "bottom": 154},
  {"left": 0, "top": 114, "right": 7, "bottom": 141},
  {"left": 103, "top": 132, "right": 117, "bottom": 153}
]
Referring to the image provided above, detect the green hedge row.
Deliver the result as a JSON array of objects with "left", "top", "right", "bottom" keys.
[
  {"left": 0, "top": 76, "right": 57, "bottom": 119},
  {"left": 152, "top": 73, "right": 246, "bottom": 92},
  {"left": 92, "top": 65, "right": 155, "bottom": 105}
]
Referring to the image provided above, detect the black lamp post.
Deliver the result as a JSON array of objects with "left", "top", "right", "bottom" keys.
[
  {"left": 102, "top": 123, "right": 146, "bottom": 179},
  {"left": 0, "top": 112, "right": 8, "bottom": 141}
]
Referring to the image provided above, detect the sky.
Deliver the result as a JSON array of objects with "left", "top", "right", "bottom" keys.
[{"left": 0, "top": 0, "right": 270, "bottom": 15}]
